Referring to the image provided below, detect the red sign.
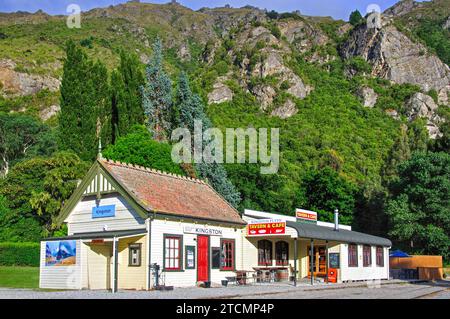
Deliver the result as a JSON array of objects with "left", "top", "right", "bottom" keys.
[
  {"left": 91, "top": 239, "right": 104, "bottom": 244},
  {"left": 247, "top": 219, "right": 286, "bottom": 236},
  {"left": 296, "top": 209, "right": 317, "bottom": 223}
]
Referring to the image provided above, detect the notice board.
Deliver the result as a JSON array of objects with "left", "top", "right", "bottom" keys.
[{"left": 329, "top": 253, "right": 340, "bottom": 269}]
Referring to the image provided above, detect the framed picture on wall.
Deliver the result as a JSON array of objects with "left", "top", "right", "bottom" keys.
[
  {"left": 329, "top": 252, "right": 340, "bottom": 269},
  {"left": 185, "top": 245, "right": 196, "bottom": 269}
]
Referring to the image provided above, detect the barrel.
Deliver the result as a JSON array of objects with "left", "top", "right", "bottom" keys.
[{"left": 276, "top": 269, "right": 289, "bottom": 282}]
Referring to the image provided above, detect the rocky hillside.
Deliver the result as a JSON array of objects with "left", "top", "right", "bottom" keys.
[{"left": 0, "top": 0, "right": 448, "bottom": 218}]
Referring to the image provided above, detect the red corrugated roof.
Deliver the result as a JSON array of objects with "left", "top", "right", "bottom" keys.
[{"left": 99, "top": 159, "right": 245, "bottom": 225}]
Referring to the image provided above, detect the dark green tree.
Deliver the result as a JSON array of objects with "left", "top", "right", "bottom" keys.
[
  {"left": 386, "top": 152, "right": 450, "bottom": 260},
  {"left": 174, "top": 72, "right": 241, "bottom": 207},
  {"left": 103, "top": 125, "right": 184, "bottom": 175},
  {"left": 0, "top": 151, "right": 89, "bottom": 241},
  {"left": 382, "top": 124, "right": 411, "bottom": 185},
  {"left": 141, "top": 38, "right": 173, "bottom": 141},
  {"left": 0, "top": 113, "right": 57, "bottom": 177},
  {"left": 59, "top": 41, "right": 110, "bottom": 161},
  {"left": 300, "top": 167, "right": 358, "bottom": 225},
  {"left": 349, "top": 10, "right": 364, "bottom": 26},
  {"left": 110, "top": 51, "right": 144, "bottom": 143}
]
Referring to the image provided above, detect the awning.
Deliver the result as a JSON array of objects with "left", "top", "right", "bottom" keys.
[
  {"left": 286, "top": 221, "right": 391, "bottom": 247},
  {"left": 43, "top": 229, "right": 147, "bottom": 241},
  {"left": 389, "top": 249, "right": 410, "bottom": 257}
]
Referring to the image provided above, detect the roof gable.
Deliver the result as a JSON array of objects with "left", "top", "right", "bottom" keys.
[
  {"left": 57, "top": 158, "right": 245, "bottom": 226},
  {"left": 56, "top": 160, "right": 148, "bottom": 225},
  {"left": 99, "top": 159, "right": 245, "bottom": 225}
]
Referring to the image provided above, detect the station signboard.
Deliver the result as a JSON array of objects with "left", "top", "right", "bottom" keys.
[{"left": 247, "top": 219, "right": 286, "bottom": 236}]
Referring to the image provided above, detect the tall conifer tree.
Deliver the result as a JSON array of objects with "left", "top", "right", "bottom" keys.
[
  {"left": 175, "top": 72, "right": 241, "bottom": 207},
  {"left": 110, "top": 51, "right": 144, "bottom": 143},
  {"left": 59, "top": 41, "right": 110, "bottom": 161},
  {"left": 141, "top": 38, "right": 173, "bottom": 140}
]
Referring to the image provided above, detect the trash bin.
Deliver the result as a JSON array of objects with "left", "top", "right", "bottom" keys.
[{"left": 221, "top": 280, "right": 228, "bottom": 287}]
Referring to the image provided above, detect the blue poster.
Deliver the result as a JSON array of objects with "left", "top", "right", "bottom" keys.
[
  {"left": 92, "top": 205, "right": 116, "bottom": 219},
  {"left": 45, "top": 240, "right": 77, "bottom": 266}
]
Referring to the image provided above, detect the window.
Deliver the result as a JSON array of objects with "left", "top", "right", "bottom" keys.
[
  {"left": 363, "top": 245, "right": 372, "bottom": 267},
  {"left": 258, "top": 240, "right": 272, "bottom": 266},
  {"left": 128, "top": 243, "right": 142, "bottom": 266},
  {"left": 220, "top": 239, "right": 235, "bottom": 271},
  {"left": 211, "top": 247, "right": 221, "bottom": 269},
  {"left": 376, "top": 246, "right": 384, "bottom": 267},
  {"left": 348, "top": 244, "right": 358, "bottom": 267},
  {"left": 164, "top": 235, "right": 182, "bottom": 271},
  {"left": 275, "top": 241, "right": 289, "bottom": 266}
]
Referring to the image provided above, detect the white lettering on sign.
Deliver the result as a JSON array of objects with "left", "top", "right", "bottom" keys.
[
  {"left": 183, "top": 226, "right": 223, "bottom": 236},
  {"left": 295, "top": 208, "right": 317, "bottom": 223},
  {"left": 247, "top": 219, "right": 286, "bottom": 236}
]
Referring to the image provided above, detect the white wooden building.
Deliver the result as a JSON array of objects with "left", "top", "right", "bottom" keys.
[{"left": 40, "top": 157, "right": 391, "bottom": 291}]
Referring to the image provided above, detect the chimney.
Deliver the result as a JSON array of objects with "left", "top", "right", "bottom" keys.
[{"left": 334, "top": 209, "right": 339, "bottom": 231}]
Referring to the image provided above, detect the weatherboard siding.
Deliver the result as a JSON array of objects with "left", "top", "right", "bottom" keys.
[
  {"left": 67, "top": 194, "right": 145, "bottom": 235},
  {"left": 39, "top": 240, "right": 83, "bottom": 290},
  {"left": 117, "top": 235, "right": 147, "bottom": 290},
  {"left": 150, "top": 218, "right": 243, "bottom": 288},
  {"left": 339, "top": 244, "right": 389, "bottom": 281}
]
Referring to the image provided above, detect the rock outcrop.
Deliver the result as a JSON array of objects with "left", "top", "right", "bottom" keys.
[
  {"left": 357, "top": 86, "right": 378, "bottom": 108},
  {"left": 341, "top": 23, "right": 450, "bottom": 105},
  {"left": 0, "top": 59, "right": 60, "bottom": 97},
  {"left": 383, "top": 0, "right": 422, "bottom": 17},
  {"left": 39, "top": 104, "right": 61, "bottom": 121},
  {"left": 251, "top": 84, "right": 276, "bottom": 110},
  {"left": 251, "top": 49, "right": 312, "bottom": 101},
  {"left": 208, "top": 77, "right": 233, "bottom": 104},
  {"left": 385, "top": 109, "right": 399, "bottom": 120},
  {"left": 405, "top": 92, "right": 444, "bottom": 139},
  {"left": 271, "top": 99, "right": 297, "bottom": 119},
  {"left": 178, "top": 42, "right": 191, "bottom": 61},
  {"left": 443, "top": 16, "right": 450, "bottom": 30}
]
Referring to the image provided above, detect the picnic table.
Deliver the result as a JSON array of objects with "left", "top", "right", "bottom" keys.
[{"left": 225, "top": 270, "right": 257, "bottom": 285}]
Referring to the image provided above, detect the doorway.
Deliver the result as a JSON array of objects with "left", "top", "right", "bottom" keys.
[
  {"left": 87, "top": 243, "right": 112, "bottom": 290},
  {"left": 307, "top": 246, "right": 327, "bottom": 277},
  {"left": 197, "top": 235, "right": 210, "bottom": 282}
]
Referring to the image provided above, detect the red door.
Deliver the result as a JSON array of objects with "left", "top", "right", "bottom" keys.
[{"left": 197, "top": 235, "right": 210, "bottom": 282}]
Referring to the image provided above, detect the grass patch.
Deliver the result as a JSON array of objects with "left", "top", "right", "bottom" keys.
[{"left": 0, "top": 266, "right": 39, "bottom": 288}]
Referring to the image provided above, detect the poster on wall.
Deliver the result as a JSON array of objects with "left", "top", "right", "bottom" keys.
[
  {"left": 329, "top": 253, "right": 340, "bottom": 269},
  {"left": 45, "top": 240, "right": 77, "bottom": 266},
  {"left": 185, "top": 246, "right": 195, "bottom": 269}
]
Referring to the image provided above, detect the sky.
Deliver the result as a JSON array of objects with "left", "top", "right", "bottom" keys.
[{"left": 0, "top": 0, "right": 422, "bottom": 21}]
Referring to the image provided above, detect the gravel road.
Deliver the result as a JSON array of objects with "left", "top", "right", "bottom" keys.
[{"left": 0, "top": 280, "right": 448, "bottom": 299}]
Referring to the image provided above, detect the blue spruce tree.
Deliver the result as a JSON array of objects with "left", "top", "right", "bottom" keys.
[
  {"left": 141, "top": 37, "right": 173, "bottom": 140},
  {"left": 175, "top": 72, "right": 241, "bottom": 208}
]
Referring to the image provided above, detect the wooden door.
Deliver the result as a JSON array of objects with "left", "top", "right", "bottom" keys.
[
  {"left": 87, "top": 243, "right": 111, "bottom": 290},
  {"left": 307, "top": 246, "right": 327, "bottom": 277},
  {"left": 197, "top": 235, "right": 210, "bottom": 282}
]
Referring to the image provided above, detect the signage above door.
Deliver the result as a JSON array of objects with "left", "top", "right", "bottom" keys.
[
  {"left": 247, "top": 219, "right": 286, "bottom": 236},
  {"left": 92, "top": 205, "right": 116, "bottom": 219},
  {"left": 183, "top": 226, "right": 223, "bottom": 236},
  {"left": 296, "top": 208, "right": 317, "bottom": 224}
]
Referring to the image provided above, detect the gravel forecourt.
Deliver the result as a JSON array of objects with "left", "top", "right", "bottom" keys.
[{"left": 0, "top": 280, "right": 449, "bottom": 299}]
